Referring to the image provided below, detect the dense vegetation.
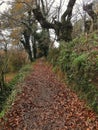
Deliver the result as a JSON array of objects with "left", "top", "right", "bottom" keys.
[
  {"left": 48, "top": 31, "right": 98, "bottom": 113},
  {"left": 0, "top": 0, "right": 98, "bottom": 118}
]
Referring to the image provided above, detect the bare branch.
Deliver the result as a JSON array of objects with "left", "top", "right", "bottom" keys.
[
  {"left": 83, "top": 3, "right": 97, "bottom": 21},
  {"left": 33, "top": 7, "right": 54, "bottom": 29},
  {"left": 61, "top": 0, "right": 76, "bottom": 22},
  {"left": 0, "top": 1, "right": 4, "bottom": 6}
]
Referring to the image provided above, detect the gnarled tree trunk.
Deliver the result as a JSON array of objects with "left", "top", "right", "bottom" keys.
[{"left": 33, "top": 0, "right": 76, "bottom": 42}]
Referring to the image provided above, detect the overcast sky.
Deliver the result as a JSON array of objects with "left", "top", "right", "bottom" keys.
[
  {"left": 0, "top": 0, "right": 94, "bottom": 13},
  {"left": 0, "top": 0, "right": 94, "bottom": 47},
  {"left": 0, "top": 0, "right": 11, "bottom": 12}
]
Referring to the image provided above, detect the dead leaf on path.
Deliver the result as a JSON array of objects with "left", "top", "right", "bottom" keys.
[{"left": 0, "top": 60, "right": 98, "bottom": 129}]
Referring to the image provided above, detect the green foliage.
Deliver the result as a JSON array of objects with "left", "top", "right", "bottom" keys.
[
  {"left": 48, "top": 31, "right": 98, "bottom": 113},
  {"left": 72, "top": 53, "right": 88, "bottom": 67},
  {"left": 37, "top": 30, "right": 50, "bottom": 57},
  {"left": 47, "top": 47, "right": 60, "bottom": 66}
]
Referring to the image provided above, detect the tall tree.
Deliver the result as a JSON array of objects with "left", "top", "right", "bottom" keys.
[
  {"left": 32, "top": 0, "right": 76, "bottom": 41},
  {"left": 0, "top": 0, "right": 77, "bottom": 63},
  {"left": 83, "top": 2, "right": 98, "bottom": 32},
  {"left": 0, "top": 0, "right": 38, "bottom": 62}
]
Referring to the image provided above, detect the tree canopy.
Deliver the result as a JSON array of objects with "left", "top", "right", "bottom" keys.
[{"left": 0, "top": 0, "right": 98, "bottom": 62}]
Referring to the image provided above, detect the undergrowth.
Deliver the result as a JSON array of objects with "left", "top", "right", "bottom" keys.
[
  {"left": 0, "top": 63, "right": 33, "bottom": 118},
  {"left": 48, "top": 31, "right": 98, "bottom": 113}
]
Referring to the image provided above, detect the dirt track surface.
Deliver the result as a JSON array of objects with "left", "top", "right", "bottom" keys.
[{"left": 0, "top": 60, "right": 98, "bottom": 130}]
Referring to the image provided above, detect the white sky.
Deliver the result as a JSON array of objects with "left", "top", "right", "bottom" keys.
[
  {"left": 0, "top": 0, "right": 94, "bottom": 48},
  {"left": 0, "top": 0, "right": 12, "bottom": 13},
  {"left": 0, "top": 0, "right": 93, "bottom": 13}
]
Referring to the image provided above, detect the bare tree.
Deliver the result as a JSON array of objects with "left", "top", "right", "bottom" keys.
[
  {"left": 10, "top": 0, "right": 76, "bottom": 41},
  {"left": 33, "top": 0, "right": 76, "bottom": 41},
  {"left": 83, "top": 2, "right": 98, "bottom": 32},
  {"left": 0, "top": 1, "right": 4, "bottom": 6}
]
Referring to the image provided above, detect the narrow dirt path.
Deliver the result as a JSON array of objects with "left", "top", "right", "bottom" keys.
[{"left": 0, "top": 60, "right": 98, "bottom": 130}]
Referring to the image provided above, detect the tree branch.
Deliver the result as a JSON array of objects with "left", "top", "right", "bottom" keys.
[
  {"left": 33, "top": 7, "right": 55, "bottom": 29},
  {"left": 0, "top": 1, "right": 4, "bottom": 6},
  {"left": 61, "top": 0, "right": 76, "bottom": 22},
  {"left": 83, "top": 3, "right": 97, "bottom": 22}
]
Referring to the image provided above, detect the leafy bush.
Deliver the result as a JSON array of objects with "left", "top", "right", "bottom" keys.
[
  {"left": 72, "top": 53, "right": 88, "bottom": 68},
  {"left": 7, "top": 50, "right": 28, "bottom": 72},
  {"left": 48, "top": 31, "right": 98, "bottom": 113},
  {"left": 47, "top": 47, "right": 60, "bottom": 66}
]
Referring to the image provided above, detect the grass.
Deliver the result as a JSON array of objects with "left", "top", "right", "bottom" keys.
[{"left": 0, "top": 63, "right": 33, "bottom": 118}]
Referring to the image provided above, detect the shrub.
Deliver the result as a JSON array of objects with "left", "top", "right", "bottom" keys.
[
  {"left": 47, "top": 47, "right": 60, "bottom": 66},
  {"left": 48, "top": 31, "right": 98, "bottom": 113},
  {"left": 7, "top": 50, "right": 28, "bottom": 72}
]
